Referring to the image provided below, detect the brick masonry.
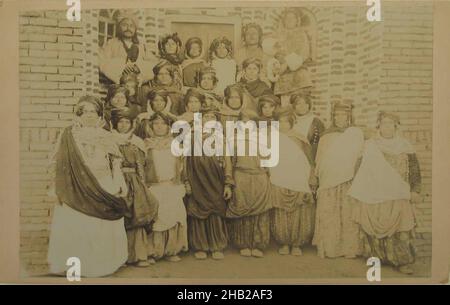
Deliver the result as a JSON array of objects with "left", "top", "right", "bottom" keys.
[{"left": 19, "top": 3, "right": 433, "bottom": 275}]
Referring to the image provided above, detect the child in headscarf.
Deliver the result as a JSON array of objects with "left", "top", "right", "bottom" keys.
[
  {"left": 142, "top": 112, "right": 189, "bottom": 263},
  {"left": 349, "top": 111, "right": 422, "bottom": 274},
  {"left": 209, "top": 37, "right": 237, "bottom": 96},
  {"left": 110, "top": 107, "right": 159, "bottom": 267}
]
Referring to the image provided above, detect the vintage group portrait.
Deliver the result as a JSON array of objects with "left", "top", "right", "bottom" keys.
[{"left": 1, "top": 0, "right": 447, "bottom": 284}]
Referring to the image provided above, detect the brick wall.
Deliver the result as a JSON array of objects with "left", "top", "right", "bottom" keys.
[
  {"left": 19, "top": 10, "right": 88, "bottom": 275},
  {"left": 19, "top": 4, "right": 433, "bottom": 275},
  {"left": 381, "top": 2, "right": 433, "bottom": 257}
]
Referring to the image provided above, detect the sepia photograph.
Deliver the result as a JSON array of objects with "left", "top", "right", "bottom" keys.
[{"left": 0, "top": 0, "right": 449, "bottom": 286}]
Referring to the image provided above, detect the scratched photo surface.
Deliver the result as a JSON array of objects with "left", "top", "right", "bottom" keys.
[{"left": 19, "top": 2, "right": 433, "bottom": 280}]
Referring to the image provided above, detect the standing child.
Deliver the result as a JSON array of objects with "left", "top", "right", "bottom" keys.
[
  {"left": 313, "top": 102, "right": 364, "bottom": 259},
  {"left": 209, "top": 37, "right": 237, "bottom": 96},
  {"left": 185, "top": 105, "right": 234, "bottom": 260},
  {"left": 270, "top": 106, "right": 316, "bottom": 256},
  {"left": 143, "top": 112, "right": 188, "bottom": 262},
  {"left": 120, "top": 73, "right": 142, "bottom": 113},
  {"left": 290, "top": 93, "right": 325, "bottom": 160},
  {"left": 182, "top": 37, "right": 207, "bottom": 88},
  {"left": 110, "top": 107, "right": 159, "bottom": 267},
  {"left": 226, "top": 109, "right": 273, "bottom": 258},
  {"left": 349, "top": 111, "right": 421, "bottom": 274}
]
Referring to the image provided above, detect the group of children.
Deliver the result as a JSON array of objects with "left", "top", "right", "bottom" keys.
[{"left": 94, "top": 33, "right": 422, "bottom": 275}]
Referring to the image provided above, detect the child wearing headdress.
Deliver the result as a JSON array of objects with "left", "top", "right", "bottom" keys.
[
  {"left": 138, "top": 60, "right": 184, "bottom": 115},
  {"left": 238, "top": 57, "right": 272, "bottom": 99},
  {"left": 226, "top": 109, "right": 273, "bottom": 258},
  {"left": 349, "top": 111, "right": 422, "bottom": 274},
  {"left": 142, "top": 112, "right": 188, "bottom": 262},
  {"left": 110, "top": 107, "right": 159, "bottom": 267},
  {"left": 209, "top": 37, "right": 237, "bottom": 96},
  {"left": 120, "top": 73, "right": 142, "bottom": 113},
  {"left": 177, "top": 88, "right": 205, "bottom": 125},
  {"left": 219, "top": 84, "right": 257, "bottom": 127},
  {"left": 313, "top": 102, "right": 364, "bottom": 259},
  {"left": 182, "top": 37, "right": 208, "bottom": 88},
  {"left": 158, "top": 33, "right": 185, "bottom": 66},
  {"left": 290, "top": 93, "right": 325, "bottom": 160},
  {"left": 104, "top": 84, "right": 139, "bottom": 130},
  {"left": 184, "top": 105, "right": 234, "bottom": 260},
  {"left": 196, "top": 66, "right": 223, "bottom": 109},
  {"left": 257, "top": 94, "right": 280, "bottom": 122},
  {"left": 270, "top": 106, "right": 316, "bottom": 256}
]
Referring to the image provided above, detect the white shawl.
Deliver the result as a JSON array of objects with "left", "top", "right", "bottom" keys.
[
  {"left": 315, "top": 127, "right": 364, "bottom": 190},
  {"left": 270, "top": 133, "right": 312, "bottom": 193},
  {"left": 348, "top": 133, "right": 415, "bottom": 204}
]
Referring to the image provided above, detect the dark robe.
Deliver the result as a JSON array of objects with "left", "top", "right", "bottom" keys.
[
  {"left": 185, "top": 154, "right": 228, "bottom": 219},
  {"left": 119, "top": 142, "right": 159, "bottom": 231},
  {"left": 55, "top": 126, "right": 129, "bottom": 220},
  {"left": 182, "top": 60, "right": 207, "bottom": 88}
]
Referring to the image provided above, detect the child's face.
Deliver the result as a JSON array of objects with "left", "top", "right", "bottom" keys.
[
  {"left": 215, "top": 43, "right": 229, "bottom": 59},
  {"left": 334, "top": 111, "right": 349, "bottom": 129},
  {"left": 227, "top": 90, "right": 242, "bottom": 109},
  {"left": 111, "top": 92, "right": 127, "bottom": 108},
  {"left": 261, "top": 103, "right": 275, "bottom": 118},
  {"left": 117, "top": 118, "right": 132, "bottom": 134},
  {"left": 150, "top": 95, "right": 166, "bottom": 112},
  {"left": 164, "top": 39, "right": 178, "bottom": 55},
  {"left": 188, "top": 43, "right": 202, "bottom": 58},
  {"left": 156, "top": 67, "right": 173, "bottom": 86},
  {"left": 294, "top": 98, "right": 310, "bottom": 116},
  {"left": 80, "top": 103, "right": 100, "bottom": 128},
  {"left": 152, "top": 118, "right": 170, "bottom": 137},
  {"left": 124, "top": 81, "right": 136, "bottom": 96},
  {"left": 379, "top": 117, "right": 396, "bottom": 139},
  {"left": 245, "top": 27, "right": 260, "bottom": 46},
  {"left": 202, "top": 112, "right": 217, "bottom": 124},
  {"left": 187, "top": 96, "right": 202, "bottom": 112},
  {"left": 200, "top": 74, "right": 215, "bottom": 90},
  {"left": 279, "top": 116, "right": 292, "bottom": 132},
  {"left": 244, "top": 63, "right": 260, "bottom": 81}
]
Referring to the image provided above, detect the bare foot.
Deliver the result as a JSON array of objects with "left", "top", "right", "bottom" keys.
[
  {"left": 166, "top": 255, "right": 181, "bottom": 262},
  {"left": 278, "top": 245, "right": 290, "bottom": 255},
  {"left": 194, "top": 251, "right": 207, "bottom": 260},
  {"left": 212, "top": 251, "right": 225, "bottom": 260},
  {"left": 251, "top": 249, "right": 264, "bottom": 258},
  {"left": 240, "top": 248, "right": 252, "bottom": 257},
  {"left": 291, "top": 247, "right": 303, "bottom": 256},
  {"left": 136, "top": 260, "right": 150, "bottom": 268}
]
